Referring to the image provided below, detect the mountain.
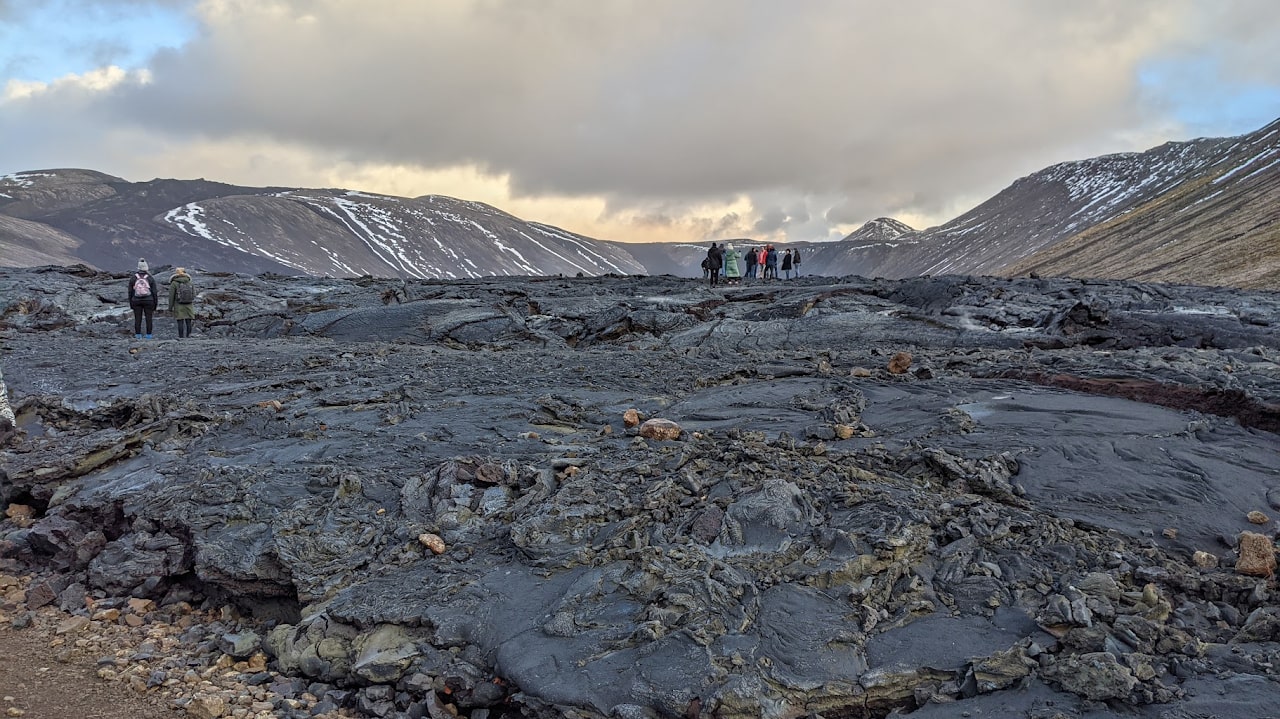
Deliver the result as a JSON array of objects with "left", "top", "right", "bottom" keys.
[
  {"left": 3, "top": 116, "right": 1278, "bottom": 286},
  {"left": 1004, "top": 119, "right": 1280, "bottom": 288},
  {"left": 843, "top": 216, "right": 915, "bottom": 244},
  {"left": 799, "top": 217, "right": 918, "bottom": 277},
  {"left": 808, "top": 117, "right": 1280, "bottom": 289},
  {"left": 0, "top": 170, "right": 645, "bottom": 278}
]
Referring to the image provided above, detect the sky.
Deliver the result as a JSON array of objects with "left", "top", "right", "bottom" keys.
[{"left": 2, "top": 0, "right": 1279, "bottom": 245}]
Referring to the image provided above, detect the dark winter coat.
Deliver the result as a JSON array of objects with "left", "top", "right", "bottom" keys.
[
  {"left": 168, "top": 274, "right": 197, "bottom": 320},
  {"left": 781, "top": 251, "right": 793, "bottom": 271},
  {"left": 128, "top": 272, "right": 158, "bottom": 308},
  {"left": 765, "top": 249, "right": 778, "bottom": 268},
  {"left": 706, "top": 244, "right": 724, "bottom": 269}
]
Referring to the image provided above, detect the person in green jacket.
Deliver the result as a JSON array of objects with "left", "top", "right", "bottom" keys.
[{"left": 167, "top": 267, "right": 198, "bottom": 339}]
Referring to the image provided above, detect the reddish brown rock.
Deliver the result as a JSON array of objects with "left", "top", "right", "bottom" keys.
[
  {"left": 888, "top": 352, "right": 913, "bottom": 374},
  {"left": 623, "top": 408, "right": 643, "bottom": 428},
  {"left": 1236, "top": 531, "right": 1277, "bottom": 578},
  {"left": 418, "top": 533, "right": 446, "bottom": 555},
  {"left": 24, "top": 581, "right": 56, "bottom": 610},
  {"left": 1247, "top": 510, "right": 1270, "bottom": 525},
  {"left": 638, "top": 418, "right": 682, "bottom": 441}
]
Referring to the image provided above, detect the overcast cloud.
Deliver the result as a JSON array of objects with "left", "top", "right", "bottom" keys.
[{"left": 3, "top": 0, "right": 1279, "bottom": 243}]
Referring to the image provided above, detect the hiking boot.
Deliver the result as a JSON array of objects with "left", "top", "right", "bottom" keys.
[
  {"left": 145, "top": 334, "right": 153, "bottom": 339},
  {"left": 135, "top": 333, "right": 142, "bottom": 339}
]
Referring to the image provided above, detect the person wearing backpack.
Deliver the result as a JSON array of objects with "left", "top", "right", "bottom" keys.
[
  {"left": 168, "top": 267, "right": 197, "bottom": 338},
  {"left": 128, "top": 258, "right": 159, "bottom": 339}
]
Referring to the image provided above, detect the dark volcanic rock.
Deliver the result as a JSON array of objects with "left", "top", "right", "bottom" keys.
[{"left": 3, "top": 267, "right": 1280, "bottom": 719}]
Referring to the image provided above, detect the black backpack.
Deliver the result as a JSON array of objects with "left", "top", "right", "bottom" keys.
[{"left": 175, "top": 281, "right": 196, "bottom": 304}]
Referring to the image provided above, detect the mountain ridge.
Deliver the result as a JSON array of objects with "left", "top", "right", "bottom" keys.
[
  {"left": 809, "top": 117, "right": 1279, "bottom": 288},
  {"left": 3, "top": 116, "right": 1278, "bottom": 287}
]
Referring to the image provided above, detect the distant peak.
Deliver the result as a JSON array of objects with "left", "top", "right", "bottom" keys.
[
  {"left": 863, "top": 217, "right": 915, "bottom": 233},
  {"left": 838, "top": 216, "right": 916, "bottom": 244}
]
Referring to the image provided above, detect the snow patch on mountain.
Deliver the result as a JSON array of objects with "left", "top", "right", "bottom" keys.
[{"left": 0, "top": 171, "right": 56, "bottom": 188}]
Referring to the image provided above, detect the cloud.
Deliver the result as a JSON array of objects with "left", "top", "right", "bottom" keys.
[{"left": 4, "top": 0, "right": 1280, "bottom": 244}]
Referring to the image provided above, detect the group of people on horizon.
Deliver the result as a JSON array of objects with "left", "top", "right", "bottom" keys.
[
  {"left": 702, "top": 243, "right": 801, "bottom": 287},
  {"left": 128, "top": 258, "right": 198, "bottom": 339}
]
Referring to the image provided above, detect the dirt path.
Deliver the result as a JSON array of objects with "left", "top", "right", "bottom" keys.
[{"left": 0, "top": 618, "right": 177, "bottom": 719}]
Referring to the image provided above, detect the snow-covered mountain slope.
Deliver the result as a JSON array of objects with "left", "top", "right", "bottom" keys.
[
  {"left": 160, "top": 190, "right": 643, "bottom": 278},
  {"left": 1005, "top": 118, "right": 1280, "bottom": 288},
  {"left": 806, "top": 117, "right": 1280, "bottom": 288},
  {"left": 843, "top": 217, "right": 916, "bottom": 246},
  {"left": 0, "top": 172, "right": 644, "bottom": 277}
]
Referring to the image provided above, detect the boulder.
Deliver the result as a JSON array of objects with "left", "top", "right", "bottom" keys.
[{"left": 1236, "top": 532, "right": 1277, "bottom": 577}]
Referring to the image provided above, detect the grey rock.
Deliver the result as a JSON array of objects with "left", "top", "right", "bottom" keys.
[
  {"left": 1045, "top": 651, "right": 1138, "bottom": 701},
  {"left": 217, "top": 630, "right": 262, "bottom": 659},
  {"left": 6, "top": 267, "right": 1280, "bottom": 719}
]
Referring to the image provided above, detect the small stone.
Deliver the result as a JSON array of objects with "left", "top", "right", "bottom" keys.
[
  {"left": 1162, "top": 527, "right": 1178, "bottom": 540},
  {"left": 623, "top": 408, "right": 642, "bottom": 427},
  {"left": 126, "top": 597, "right": 155, "bottom": 614},
  {"left": 418, "top": 533, "right": 446, "bottom": 554},
  {"left": 7, "top": 707, "right": 26, "bottom": 717},
  {"left": 888, "top": 351, "right": 913, "bottom": 374},
  {"left": 1192, "top": 551, "right": 1218, "bottom": 569},
  {"left": 834, "top": 424, "right": 855, "bottom": 440},
  {"left": 638, "top": 418, "right": 681, "bottom": 441},
  {"left": 55, "top": 615, "right": 90, "bottom": 635},
  {"left": 1247, "top": 510, "right": 1270, "bottom": 525},
  {"left": 187, "top": 695, "right": 227, "bottom": 719},
  {"left": 850, "top": 367, "right": 873, "bottom": 378}
]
